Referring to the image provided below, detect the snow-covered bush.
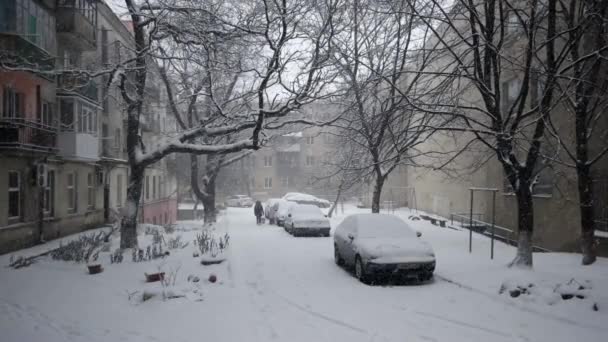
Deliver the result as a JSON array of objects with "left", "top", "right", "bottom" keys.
[
  {"left": 50, "top": 231, "right": 106, "bottom": 263},
  {"left": 195, "top": 231, "right": 230, "bottom": 257},
  {"left": 166, "top": 235, "right": 189, "bottom": 250}
]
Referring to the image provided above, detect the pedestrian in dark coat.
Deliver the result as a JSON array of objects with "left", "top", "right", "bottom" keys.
[{"left": 254, "top": 200, "right": 264, "bottom": 224}]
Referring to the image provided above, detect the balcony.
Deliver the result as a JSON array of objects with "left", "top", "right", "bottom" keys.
[
  {"left": 56, "top": 1, "right": 97, "bottom": 50},
  {"left": 0, "top": 117, "right": 58, "bottom": 153},
  {"left": 57, "top": 73, "right": 99, "bottom": 103},
  {"left": 58, "top": 131, "right": 99, "bottom": 161}
]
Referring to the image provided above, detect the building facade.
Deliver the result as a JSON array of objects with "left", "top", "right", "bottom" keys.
[{"left": 0, "top": 0, "right": 177, "bottom": 254}]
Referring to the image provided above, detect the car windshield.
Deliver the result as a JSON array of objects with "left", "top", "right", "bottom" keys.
[{"left": 355, "top": 215, "right": 416, "bottom": 238}]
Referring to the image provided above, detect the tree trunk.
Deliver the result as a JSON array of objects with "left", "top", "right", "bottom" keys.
[
  {"left": 203, "top": 176, "right": 217, "bottom": 224},
  {"left": 510, "top": 183, "right": 534, "bottom": 267},
  {"left": 371, "top": 176, "right": 385, "bottom": 214},
  {"left": 120, "top": 165, "right": 144, "bottom": 249},
  {"left": 328, "top": 187, "right": 343, "bottom": 218},
  {"left": 577, "top": 164, "right": 596, "bottom": 265}
]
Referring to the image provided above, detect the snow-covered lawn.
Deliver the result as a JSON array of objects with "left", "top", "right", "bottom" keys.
[{"left": 1, "top": 206, "right": 607, "bottom": 342}]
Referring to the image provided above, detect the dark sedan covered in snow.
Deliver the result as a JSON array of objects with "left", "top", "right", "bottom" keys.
[{"left": 333, "top": 214, "right": 435, "bottom": 283}]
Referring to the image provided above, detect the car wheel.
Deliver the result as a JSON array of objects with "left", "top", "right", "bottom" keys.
[
  {"left": 355, "top": 256, "right": 369, "bottom": 284},
  {"left": 334, "top": 245, "right": 345, "bottom": 266}
]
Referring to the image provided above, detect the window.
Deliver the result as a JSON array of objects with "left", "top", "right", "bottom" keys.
[
  {"left": 323, "top": 134, "right": 332, "bottom": 144},
  {"left": 114, "top": 128, "right": 121, "bottom": 150},
  {"left": 264, "top": 156, "right": 272, "bottom": 167},
  {"left": 86, "top": 172, "right": 95, "bottom": 209},
  {"left": 153, "top": 176, "right": 157, "bottom": 199},
  {"left": 40, "top": 101, "right": 54, "bottom": 126},
  {"left": 281, "top": 177, "right": 289, "bottom": 187},
  {"left": 145, "top": 175, "right": 150, "bottom": 200},
  {"left": 264, "top": 177, "right": 272, "bottom": 189},
  {"left": 8, "top": 171, "right": 21, "bottom": 220},
  {"left": 43, "top": 170, "right": 54, "bottom": 216},
  {"left": 306, "top": 155, "right": 315, "bottom": 166},
  {"left": 306, "top": 136, "right": 314, "bottom": 145},
  {"left": 505, "top": 12, "right": 521, "bottom": 35},
  {"left": 67, "top": 172, "right": 78, "bottom": 213},
  {"left": 60, "top": 99, "right": 75, "bottom": 131},
  {"left": 78, "top": 103, "right": 97, "bottom": 134},
  {"left": 502, "top": 79, "right": 522, "bottom": 112},
  {"left": 116, "top": 174, "right": 123, "bottom": 207},
  {"left": 2, "top": 87, "right": 24, "bottom": 118}
]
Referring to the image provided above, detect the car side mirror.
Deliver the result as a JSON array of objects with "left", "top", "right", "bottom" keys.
[
  {"left": 288, "top": 214, "right": 292, "bottom": 218},
  {"left": 416, "top": 231, "right": 422, "bottom": 238},
  {"left": 347, "top": 233, "right": 354, "bottom": 241}
]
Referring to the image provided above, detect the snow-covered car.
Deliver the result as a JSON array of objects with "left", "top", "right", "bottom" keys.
[
  {"left": 282, "top": 192, "right": 331, "bottom": 208},
  {"left": 225, "top": 195, "right": 254, "bottom": 207},
  {"left": 333, "top": 214, "right": 435, "bottom": 283},
  {"left": 264, "top": 198, "right": 283, "bottom": 224},
  {"left": 284, "top": 204, "right": 331, "bottom": 237},
  {"left": 275, "top": 200, "right": 297, "bottom": 227}
]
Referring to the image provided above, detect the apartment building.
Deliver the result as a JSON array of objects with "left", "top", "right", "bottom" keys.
[
  {"left": 403, "top": 4, "right": 608, "bottom": 254},
  {"left": 0, "top": 0, "right": 177, "bottom": 254},
  {"left": 214, "top": 102, "right": 341, "bottom": 202}
]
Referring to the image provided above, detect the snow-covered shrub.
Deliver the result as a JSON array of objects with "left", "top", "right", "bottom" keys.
[
  {"left": 166, "top": 235, "right": 189, "bottom": 250},
  {"left": 50, "top": 231, "right": 106, "bottom": 263},
  {"left": 110, "top": 248, "right": 124, "bottom": 264},
  {"left": 195, "top": 232, "right": 229, "bottom": 257}
]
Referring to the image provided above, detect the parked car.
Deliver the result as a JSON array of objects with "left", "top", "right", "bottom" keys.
[
  {"left": 275, "top": 200, "right": 297, "bottom": 227},
  {"left": 264, "top": 198, "right": 283, "bottom": 224},
  {"left": 225, "top": 195, "right": 254, "bottom": 207},
  {"left": 282, "top": 192, "right": 331, "bottom": 208},
  {"left": 284, "top": 204, "right": 331, "bottom": 237},
  {"left": 333, "top": 214, "right": 435, "bottom": 283}
]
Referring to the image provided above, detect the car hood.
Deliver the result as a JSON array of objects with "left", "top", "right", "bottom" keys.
[{"left": 357, "top": 237, "right": 435, "bottom": 263}]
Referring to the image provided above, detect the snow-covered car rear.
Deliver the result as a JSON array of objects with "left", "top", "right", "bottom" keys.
[
  {"left": 264, "top": 198, "right": 282, "bottom": 224},
  {"left": 275, "top": 200, "right": 297, "bottom": 227},
  {"left": 225, "top": 195, "right": 254, "bottom": 207},
  {"left": 333, "top": 214, "right": 435, "bottom": 283},
  {"left": 284, "top": 204, "right": 331, "bottom": 237}
]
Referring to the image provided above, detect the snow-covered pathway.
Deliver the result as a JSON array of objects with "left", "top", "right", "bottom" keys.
[{"left": 223, "top": 208, "right": 605, "bottom": 342}]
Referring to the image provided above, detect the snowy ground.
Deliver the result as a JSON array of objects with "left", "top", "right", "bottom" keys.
[{"left": 1, "top": 205, "right": 607, "bottom": 342}]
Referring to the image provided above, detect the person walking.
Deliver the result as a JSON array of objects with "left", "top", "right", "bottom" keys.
[{"left": 254, "top": 200, "right": 264, "bottom": 225}]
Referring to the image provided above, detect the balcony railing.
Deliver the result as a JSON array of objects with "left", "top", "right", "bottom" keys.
[
  {"left": 57, "top": 73, "right": 99, "bottom": 102},
  {"left": 56, "top": 1, "right": 97, "bottom": 50},
  {"left": 0, "top": 117, "right": 58, "bottom": 153}
]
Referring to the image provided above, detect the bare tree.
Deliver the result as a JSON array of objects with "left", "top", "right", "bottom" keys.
[
  {"left": 328, "top": 0, "right": 445, "bottom": 213},
  {"left": 114, "top": 0, "right": 338, "bottom": 247},
  {"left": 407, "top": 0, "right": 562, "bottom": 267},
  {"left": 544, "top": 0, "right": 608, "bottom": 265}
]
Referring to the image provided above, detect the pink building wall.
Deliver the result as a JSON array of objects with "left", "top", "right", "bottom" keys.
[{"left": 140, "top": 198, "right": 177, "bottom": 225}]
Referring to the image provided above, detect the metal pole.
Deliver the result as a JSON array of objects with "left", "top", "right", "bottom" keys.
[
  {"left": 491, "top": 191, "right": 496, "bottom": 260},
  {"left": 469, "top": 189, "right": 473, "bottom": 253}
]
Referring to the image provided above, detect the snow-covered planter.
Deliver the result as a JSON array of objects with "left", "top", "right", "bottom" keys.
[{"left": 87, "top": 264, "right": 103, "bottom": 275}]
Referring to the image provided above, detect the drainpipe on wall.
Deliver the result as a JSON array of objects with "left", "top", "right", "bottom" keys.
[{"left": 37, "top": 157, "right": 48, "bottom": 244}]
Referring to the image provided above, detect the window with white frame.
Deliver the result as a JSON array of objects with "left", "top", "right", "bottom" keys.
[
  {"left": 2, "top": 87, "right": 24, "bottom": 118},
  {"left": 116, "top": 174, "right": 123, "bottom": 207},
  {"left": 502, "top": 78, "right": 522, "bottom": 112},
  {"left": 78, "top": 102, "right": 97, "bottom": 134},
  {"left": 264, "top": 156, "right": 272, "bottom": 167},
  {"left": 306, "top": 136, "right": 314, "bottom": 145},
  {"left": 306, "top": 155, "right": 315, "bottom": 166},
  {"left": 264, "top": 177, "right": 272, "bottom": 189},
  {"left": 67, "top": 172, "right": 78, "bottom": 213},
  {"left": 87, "top": 172, "right": 95, "bottom": 209},
  {"left": 153, "top": 175, "right": 157, "bottom": 199},
  {"left": 8, "top": 171, "right": 21, "bottom": 220},
  {"left": 145, "top": 175, "right": 150, "bottom": 200}
]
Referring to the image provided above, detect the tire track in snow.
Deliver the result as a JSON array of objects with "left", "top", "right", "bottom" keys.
[{"left": 434, "top": 273, "right": 608, "bottom": 333}]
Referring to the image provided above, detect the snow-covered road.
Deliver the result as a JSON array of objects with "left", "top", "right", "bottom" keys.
[
  {"left": 1, "top": 206, "right": 606, "bottom": 342},
  {"left": 220, "top": 208, "right": 604, "bottom": 342}
]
